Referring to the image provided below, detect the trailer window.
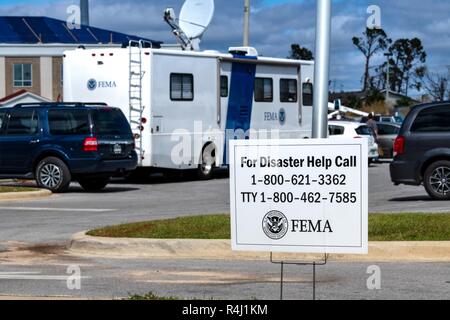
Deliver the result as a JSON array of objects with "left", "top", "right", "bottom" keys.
[
  {"left": 302, "top": 83, "right": 313, "bottom": 106},
  {"left": 220, "top": 76, "right": 228, "bottom": 97},
  {"left": 170, "top": 74, "right": 194, "bottom": 101},
  {"left": 280, "top": 79, "right": 298, "bottom": 103},
  {"left": 254, "top": 78, "right": 273, "bottom": 102}
]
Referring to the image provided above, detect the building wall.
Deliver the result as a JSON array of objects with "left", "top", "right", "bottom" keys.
[
  {"left": 40, "top": 57, "right": 53, "bottom": 100},
  {"left": 5, "top": 57, "right": 41, "bottom": 97},
  {"left": 52, "top": 57, "right": 63, "bottom": 101},
  {"left": 0, "top": 56, "right": 63, "bottom": 101},
  {"left": 0, "top": 57, "right": 5, "bottom": 98}
]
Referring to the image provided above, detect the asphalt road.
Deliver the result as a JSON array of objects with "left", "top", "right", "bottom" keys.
[
  {"left": 0, "top": 253, "right": 448, "bottom": 300},
  {"left": 0, "top": 162, "right": 447, "bottom": 245},
  {"left": 0, "top": 162, "right": 449, "bottom": 299}
]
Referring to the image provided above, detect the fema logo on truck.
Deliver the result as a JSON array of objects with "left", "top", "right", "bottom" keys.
[
  {"left": 87, "top": 79, "right": 117, "bottom": 91},
  {"left": 279, "top": 108, "right": 286, "bottom": 125},
  {"left": 87, "top": 79, "right": 97, "bottom": 91},
  {"left": 264, "top": 108, "right": 286, "bottom": 126}
]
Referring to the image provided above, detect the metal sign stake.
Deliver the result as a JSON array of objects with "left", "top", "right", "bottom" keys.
[{"left": 271, "top": 253, "right": 328, "bottom": 301}]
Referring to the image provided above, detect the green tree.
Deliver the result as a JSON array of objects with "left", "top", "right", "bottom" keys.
[
  {"left": 352, "top": 28, "right": 391, "bottom": 92},
  {"left": 365, "top": 89, "right": 385, "bottom": 106},
  {"left": 388, "top": 38, "right": 427, "bottom": 95},
  {"left": 288, "top": 44, "right": 314, "bottom": 61},
  {"left": 394, "top": 96, "right": 415, "bottom": 108}
]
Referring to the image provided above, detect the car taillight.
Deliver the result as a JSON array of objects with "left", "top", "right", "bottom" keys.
[
  {"left": 393, "top": 136, "right": 405, "bottom": 157},
  {"left": 83, "top": 137, "right": 98, "bottom": 152}
]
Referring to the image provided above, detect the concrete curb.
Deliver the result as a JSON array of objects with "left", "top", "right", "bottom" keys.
[
  {"left": 69, "top": 232, "right": 450, "bottom": 262},
  {"left": 0, "top": 189, "right": 52, "bottom": 201}
]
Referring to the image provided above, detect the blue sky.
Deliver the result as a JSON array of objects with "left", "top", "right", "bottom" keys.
[{"left": 0, "top": 0, "right": 449, "bottom": 97}]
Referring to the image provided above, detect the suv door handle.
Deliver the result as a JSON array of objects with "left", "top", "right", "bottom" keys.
[{"left": 30, "top": 139, "right": 40, "bottom": 144}]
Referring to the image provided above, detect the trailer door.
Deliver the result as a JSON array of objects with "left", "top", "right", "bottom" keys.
[{"left": 223, "top": 58, "right": 257, "bottom": 163}]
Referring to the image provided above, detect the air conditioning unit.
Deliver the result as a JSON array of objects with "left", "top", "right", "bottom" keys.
[{"left": 228, "top": 46, "right": 258, "bottom": 57}]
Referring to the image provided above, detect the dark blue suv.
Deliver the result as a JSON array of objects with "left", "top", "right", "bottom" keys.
[{"left": 0, "top": 103, "right": 137, "bottom": 193}]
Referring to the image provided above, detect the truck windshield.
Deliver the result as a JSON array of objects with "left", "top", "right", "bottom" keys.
[{"left": 92, "top": 109, "right": 132, "bottom": 136}]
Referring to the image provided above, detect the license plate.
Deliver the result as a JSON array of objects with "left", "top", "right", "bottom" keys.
[{"left": 113, "top": 144, "right": 122, "bottom": 154}]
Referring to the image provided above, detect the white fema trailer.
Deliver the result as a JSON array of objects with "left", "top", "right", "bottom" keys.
[
  {"left": 63, "top": 0, "right": 315, "bottom": 178},
  {"left": 63, "top": 45, "right": 314, "bottom": 178}
]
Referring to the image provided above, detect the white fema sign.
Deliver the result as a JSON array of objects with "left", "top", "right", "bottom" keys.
[{"left": 230, "top": 139, "right": 368, "bottom": 254}]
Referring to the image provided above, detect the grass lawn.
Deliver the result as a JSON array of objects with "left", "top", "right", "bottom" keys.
[
  {"left": 128, "top": 292, "right": 179, "bottom": 301},
  {"left": 0, "top": 186, "right": 38, "bottom": 193},
  {"left": 88, "top": 213, "right": 450, "bottom": 241}
]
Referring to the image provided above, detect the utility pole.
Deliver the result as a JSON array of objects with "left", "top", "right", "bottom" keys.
[
  {"left": 312, "top": 0, "right": 332, "bottom": 139},
  {"left": 80, "top": 0, "right": 89, "bottom": 26},
  {"left": 384, "top": 52, "right": 393, "bottom": 103},
  {"left": 243, "top": 0, "right": 250, "bottom": 46}
]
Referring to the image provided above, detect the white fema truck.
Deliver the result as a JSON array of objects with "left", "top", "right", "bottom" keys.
[{"left": 63, "top": 43, "right": 314, "bottom": 178}]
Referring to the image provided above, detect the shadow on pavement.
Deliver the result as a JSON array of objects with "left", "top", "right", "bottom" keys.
[
  {"left": 112, "top": 168, "right": 230, "bottom": 185},
  {"left": 389, "top": 195, "right": 435, "bottom": 202},
  {"left": 67, "top": 186, "right": 141, "bottom": 193}
]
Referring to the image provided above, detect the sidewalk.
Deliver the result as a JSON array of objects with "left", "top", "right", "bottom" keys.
[
  {"left": 0, "top": 189, "right": 52, "bottom": 201},
  {"left": 70, "top": 232, "right": 450, "bottom": 262}
]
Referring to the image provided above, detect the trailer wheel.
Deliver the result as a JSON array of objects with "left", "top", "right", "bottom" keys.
[{"left": 198, "top": 144, "right": 216, "bottom": 180}]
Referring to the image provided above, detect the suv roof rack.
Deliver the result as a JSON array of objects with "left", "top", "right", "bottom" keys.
[{"left": 12, "top": 102, "right": 109, "bottom": 108}]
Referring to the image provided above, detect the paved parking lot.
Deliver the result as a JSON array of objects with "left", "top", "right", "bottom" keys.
[
  {"left": 0, "top": 162, "right": 448, "bottom": 245},
  {"left": 0, "top": 162, "right": 449, "bottom": 299}
]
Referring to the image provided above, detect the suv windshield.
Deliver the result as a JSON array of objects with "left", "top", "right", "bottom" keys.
[{"left": 92, "top": 109, "right": 131, "bottom": 136}]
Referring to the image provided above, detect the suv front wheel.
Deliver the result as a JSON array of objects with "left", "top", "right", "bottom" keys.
[
  {"left": 36, "top": 157, "right": 72, "bottom": 193},
  {"left": 424, "top": 160, "right": 450, "bottom": 200}
]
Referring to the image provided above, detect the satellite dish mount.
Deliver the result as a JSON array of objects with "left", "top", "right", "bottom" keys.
[{"left": 164, "top": 0, "right": 215, "bottom": 51}]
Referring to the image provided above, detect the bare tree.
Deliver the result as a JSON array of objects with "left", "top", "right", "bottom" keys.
[{"left": 423, "top": 69, "right": 449, "bottom": 102}]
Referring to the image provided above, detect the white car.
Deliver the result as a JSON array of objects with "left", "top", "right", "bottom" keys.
[{"left": 328, "top": 121, "right": 379, "bottom": 162}]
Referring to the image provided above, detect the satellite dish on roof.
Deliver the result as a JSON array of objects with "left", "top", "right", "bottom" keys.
[
  {"left": 164, "top": 0, "right": 215, "bottom": 51},
  {"left": 179, "top": 0, "right": 214, "bottom": 39}
]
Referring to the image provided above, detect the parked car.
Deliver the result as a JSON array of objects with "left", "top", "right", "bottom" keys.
[
  {"left": 376, "top": 122, "right": 401, "bottom": 159},
  {"left": 361, "top": 115, "right": 403, "bottom": 125},
  {"left": 328, "top": 121, "right": 379, "bottom": 162},
  {"left": 374, "top": 115, "right": 403, "bottom": 124},
  {"left": 390, "top": 102, "right": 450, "bottom": 200},
  {"left": 0, "top": 103, "right": 138, "bottom": 193}
]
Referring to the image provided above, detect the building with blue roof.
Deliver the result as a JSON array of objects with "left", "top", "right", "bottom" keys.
[{"left": 0, "top": 16, "right": 162, "bottom": 102}]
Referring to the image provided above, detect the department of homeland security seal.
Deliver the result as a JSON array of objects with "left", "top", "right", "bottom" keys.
[
  {"left": 262, "top": 211, "right": 288, "bottom": 240},
  {"left": 279, "top": 108, "right": 286, "bottom": 126},
  {"left": 87, "top": 79, "right": 97, "bottom": 91}
]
